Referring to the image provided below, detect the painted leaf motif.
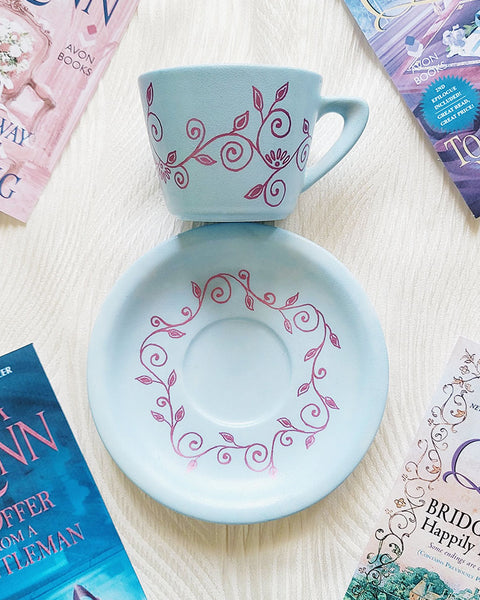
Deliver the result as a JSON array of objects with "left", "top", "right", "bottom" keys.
[
  {"left": 220, "top": 431, "right": 235, "bottom": 444},
  {"left": 252, "top": 86, "right": 264, "bottom": 111},
  {"left": 277, "top": 417, "right": 293, "bottom": 428},
  {"left": 245, "top": 295, "right": 254, "bottom": 311},
  {"left": 305, "top": 434, "right": 315, "bottom": 450},
  {"left": 191, "top": 281, "right": 202, "bottom": 298},
  {"left": 304, "top": 347, "right": 318, "bottom": 362},
  {"left": 168, "top": 370, "right": 177, "bottom": 387},
  {"left": 175, "top": 406, "right": 185, "bottom": 422},
  {"left": 303, "top": 119, "right": 310, "bottom": 134},
  {"left": 233, "top": 110, "right": 249, "bottom": 131},
  {"left": 324, "top": 396, "right": 339, "bottom": 410},
  {"left": 187, "top": 459, "right": 197, "bottom": 471},
  {"left": 194, "top": 154, "right": 217, "bottom": 166},
  {"left": 269, "top": 466, "right": 278, "bottom": 478},
  {"left": 285, "top": 292, "right": 299, "bottom": 306},
  {"left": 136, "top": 375, "right": 153, "bottom": 385},
  {"left": 151, "top": 411, "right": 165, "bottom": 422},
  {"left": 297, "top": 382, "right": 310, "bottom": 396},
  {"left": 244, "top": 183, "right": 264, "bottom": 200},
  {"left": 168, "top": 328, "right": 185, "bottom": 338},
  {"left": 146, "top": 82, "right": 154, "bottom": 106},
  {"left": 167, "top": 150, "right": 177, "bottom": 165},
  {"left": 430, "top": 464, "right": 441, "bottom": 474},
  {"left": 284, "top": 318, "right": 293, "bottom": 334},
  {"left": 330, "top": 332, "right": 341, "bottom": 348},
  {"left": 275, "top": 82, "right": 289, "bottom": 102}
]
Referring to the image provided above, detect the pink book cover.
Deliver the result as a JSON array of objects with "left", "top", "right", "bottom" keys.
[
  {"left": 344, "top": 336, "right": 480, "bottom": 600},
  {"left": 0, "top": 0, "right": 139, "bottom": 222}
]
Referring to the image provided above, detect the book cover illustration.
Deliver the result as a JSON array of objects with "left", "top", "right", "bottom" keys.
[
  {"left": 0, "top": 344, "right": 147, "bottom": 600},
  {"left": 344, "top": 0, "right": 480, "bottom": 218},
  {"left": 0, "top": 0, "right": 139, "bottom": 223},
  {"left": 344, "top": 337, "right": 480, "bottom": 600}
]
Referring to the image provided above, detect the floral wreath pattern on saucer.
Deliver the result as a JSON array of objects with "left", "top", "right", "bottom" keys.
[
  {"left": 135, "top": 269, "right": 341, "bottom": 476},
  {"left": 145, "top": 82, "right": 312, "bottom": 208}
]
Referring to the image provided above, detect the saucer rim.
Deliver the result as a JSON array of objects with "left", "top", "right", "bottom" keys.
[{"left": 87, "top": 223, "right": 389, "bottom": 524}]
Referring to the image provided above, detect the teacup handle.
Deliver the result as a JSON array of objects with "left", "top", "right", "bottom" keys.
[{"left": 302, "top": 97, "right": 369, "bottom": 192}]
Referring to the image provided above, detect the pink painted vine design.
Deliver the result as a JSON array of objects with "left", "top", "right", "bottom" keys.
[
  {"left": 136, "top": 270, "right": 341, "bottom": 476},
  {"left": 145, "top": 81, "right": 311, "bottom": 207}
]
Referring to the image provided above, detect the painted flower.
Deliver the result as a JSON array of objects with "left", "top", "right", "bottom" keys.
[
  {"left": 0, "top": 21, "right": 10, "bottom": 37},
  {"left": 16, "top": 59, "right": 29, "bottom": 74},
  {"left": 265, "top": 148, "right": 290, "bottom": 169},
  {"left": 9, "top": 44, "right": 22, "bottom": 58},
  {"left": 0, "top": 19, "right": 33, "bottom": 90},
  {"left": 157, "top": 161, "right": 171, "bottom": 183}
]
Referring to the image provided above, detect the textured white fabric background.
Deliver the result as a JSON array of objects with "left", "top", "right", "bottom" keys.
[{"left": 1, "top": 1, "right": 480, "bottom": 599}]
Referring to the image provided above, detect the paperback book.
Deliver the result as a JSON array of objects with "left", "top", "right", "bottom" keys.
[
  {"left": 0, "top": 344, "right": 147, "bottom": 600},
  {"left": 344, "top": 337, "right": 480, "bottom": 600},
  {"left": 0, "top": 0, "right": 139, "bottom": 222},
  {"left": 345, "top": 0, "right": 480, "bottom": 218}
]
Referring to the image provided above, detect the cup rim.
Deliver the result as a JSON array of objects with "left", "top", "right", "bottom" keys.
[{"left": 138, "top": 63, "right": 322, "bottom": 84}]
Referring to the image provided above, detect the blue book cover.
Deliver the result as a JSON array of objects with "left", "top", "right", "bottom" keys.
[{"left": 0, "top": 344, "right": 147, "bottom": 600}]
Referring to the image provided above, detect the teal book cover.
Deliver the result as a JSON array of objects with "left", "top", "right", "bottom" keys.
[{"left": 0, "top": 344, "right": 147, "bottom": 600}]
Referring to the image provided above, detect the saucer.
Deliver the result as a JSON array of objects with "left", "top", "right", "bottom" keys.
[{"left": 88, "top": 223, "right": 388, "bottom": 523}]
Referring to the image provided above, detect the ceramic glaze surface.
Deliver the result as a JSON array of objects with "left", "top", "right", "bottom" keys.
[
  {"left": 182, "top": 317, "right": 291, "bottom": 425},
  {"left": 87, "top": 223, "right": 388, "bottom": 523},
  {"left": 138, "top": 66, "right": 369, "bottom": 221}
]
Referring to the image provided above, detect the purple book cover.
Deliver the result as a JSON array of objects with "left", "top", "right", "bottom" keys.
[{"left": 345, "top": 0, "right": 480, "bottom": 217}]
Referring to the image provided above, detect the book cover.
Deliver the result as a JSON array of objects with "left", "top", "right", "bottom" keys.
[
  {"left": 344, "top": 0, "right": 480, "bottom": 218},
  {"left": 0, "top": 0, "right": 139, "bottom": 223},
  {"left": 0, "top": 344, "right": 147, "bottom": 600},
  {"left": 344, "top": 337, "right": 480, "bottom": 600}
]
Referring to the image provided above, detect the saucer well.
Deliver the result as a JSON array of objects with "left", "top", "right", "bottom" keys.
[{"left": 88, "top": 223, "right": 388, "bottom": 523}]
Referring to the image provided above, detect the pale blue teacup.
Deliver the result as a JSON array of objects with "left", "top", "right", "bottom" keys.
[{"left": 138, "top": 65, "right": 368, "bottom": 222}]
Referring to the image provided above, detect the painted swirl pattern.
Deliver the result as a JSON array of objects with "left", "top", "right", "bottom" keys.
[
  {"left": 135, "top": 270, "right": 341, "bottom": 476},
  {"left": 145, "top": 81, "right": 312, "bottom": 208}
]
